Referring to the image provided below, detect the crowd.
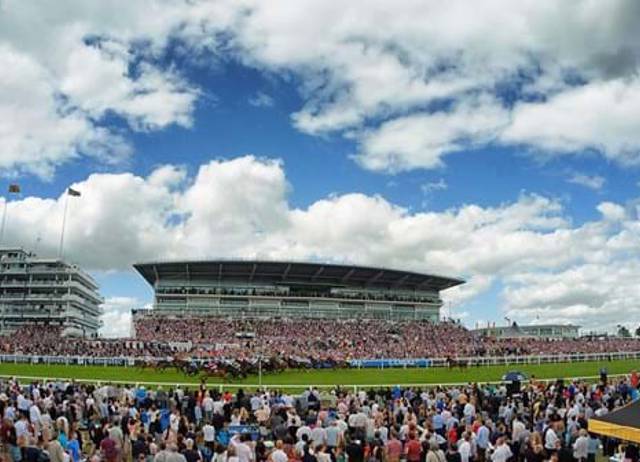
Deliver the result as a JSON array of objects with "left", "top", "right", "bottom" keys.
[
  {"left": 133, "top": 317, "right": 640, "bottom": 361},
  {"left": 0, "top": 327, "right": 176, "bottom": 359},
  {"left": 0, "top": 371, "right": 638, "bottom": 462},
  {"left": 1, "top": 320, "right": 640, "bottom": 364}
]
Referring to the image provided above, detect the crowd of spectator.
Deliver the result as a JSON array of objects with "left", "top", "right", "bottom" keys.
[
  {"left": 2, "top": 320, "right": 640, "bottom": 364},
  {"left": 0, "top": 371, "right": 638, "bottom": 462}
]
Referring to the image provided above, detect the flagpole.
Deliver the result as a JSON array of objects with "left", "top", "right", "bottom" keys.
[{"left": 58, "top": 190, "right": 70, "bottom": 259}]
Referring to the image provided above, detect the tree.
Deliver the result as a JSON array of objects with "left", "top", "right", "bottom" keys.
[
  {"left": 635, "top": 325, "right": 640, "bottom": 337},
  {"left": 618, "top": 325, "right": 632, "bottom": 338}
]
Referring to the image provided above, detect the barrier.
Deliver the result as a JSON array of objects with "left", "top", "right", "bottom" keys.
[
  {"left": 0, "top": 350, "right": 639, "bottom": 370},
  {"left": 0, "top": 372, "right": 630, "bottom": 392}
]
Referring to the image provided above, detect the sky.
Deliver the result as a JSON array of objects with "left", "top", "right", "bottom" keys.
[{"left": 1, "top": 0, "right": 640, "bottom": 337}]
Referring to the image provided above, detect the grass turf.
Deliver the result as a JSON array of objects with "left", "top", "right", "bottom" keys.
[{"left": 0, "top": 358, "right": 637, "bottom": 389}]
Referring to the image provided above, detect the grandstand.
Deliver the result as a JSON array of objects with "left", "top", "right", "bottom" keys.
[
  {"left": 132, "top": 260, "right": 464, "bottom": 322},
  {"left": 0, "top": 247, "right": 103, "bottom": 336}
]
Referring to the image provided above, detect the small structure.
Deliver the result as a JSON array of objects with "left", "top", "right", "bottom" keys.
[
  {"left": 473, "top": 323, "right": 580, "bottom": 339},
  {"left": 589, "top": 401, "right": 640, "bottom": 443}
]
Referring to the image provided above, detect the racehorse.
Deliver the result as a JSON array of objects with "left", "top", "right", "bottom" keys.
[{"left": 446, "top": 356, "right": 469, "bottom": 370}]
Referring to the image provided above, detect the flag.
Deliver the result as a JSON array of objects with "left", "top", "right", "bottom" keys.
[
  {"left": 67, "top": 187, "right": 81, "bottom": 197},
  {"left": 8, "top": 184, "right": 20, "bottom": 193}
]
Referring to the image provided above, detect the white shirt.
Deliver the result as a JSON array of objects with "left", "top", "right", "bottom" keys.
[
  {"left": 29, "top": 404, "right": 42, "bottom": 424},
  {"left": 234, "top": 442, "right": 253, "bottom": 462},
  {"left": 203, "top": 424, "right": 215, "bottom": 442},
  {"left": 573, "top": 436, "right": 589, "bottom": 460},
  {"left": 545, "top": 428, "right": 559, "bottom": 450},
  {"left": 203, "top": 397, "right": 214, "bottom": 412},
  {"left": 459, "top": 441, "right": 471, "bottom": 462},
  {"left": 491, "top": 444, "right": 513, "bottom": 462},
  {"left": 272, "top": 450, "right": 288, "bottom": 462}
]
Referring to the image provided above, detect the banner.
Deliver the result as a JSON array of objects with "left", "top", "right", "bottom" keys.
[{"left": 349, "top": 358, "right": 432, "bottom": 368}]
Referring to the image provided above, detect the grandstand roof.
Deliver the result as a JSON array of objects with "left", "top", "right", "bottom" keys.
[{"left": 134, "top": 260, "right": 464, "bottom": 292}]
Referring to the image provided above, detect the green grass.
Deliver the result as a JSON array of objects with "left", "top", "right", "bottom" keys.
[{"left": 0, "top": 358, "right": 636, "bottom": 389}]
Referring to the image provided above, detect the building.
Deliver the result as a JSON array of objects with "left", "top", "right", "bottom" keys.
[
  {"left": 133, "top": 260, "right": 463, "bottom": 322},
  {"left": 472, "top": 323, "right": 580, "bottom": 339},
  {"left": 0, "top": 248, "right": 103, "bottom": 336}
]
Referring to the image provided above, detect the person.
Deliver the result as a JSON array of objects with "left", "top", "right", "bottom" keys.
[
  {"left": 544, "top": 419, "right": 560, "bottom": 456},
  {"left": 523, "top": 433, "right": 545, "bottom": 462},
  {"left": 587, "top": 433, "right": 599, "bottom": 462},
  {"left": 385, "top": 432, "right": 402, "bottom": 462},
  {"left": 182, "top": 438, "right": 202, "bottom": 462},
  {"left": 101, "top": 431, "right": 119, "bottom": 462},
  {"left": 490, "top": 437, "right": 512, "bottom": 462},
  {"left": 475, "top": 420, "right": 490, "bottom": 462},
  {"left": 572, "top": 430, "right": 589, "bottom": 462},
  {"left": 458, "top": 432, "right": 472, "bottom": 462},
  {"left": 47, "top": 432, "right": 66, "bottom": 462},
  {"left": 426, "top": 442, "right": 446, "bottom": 462},
  {"left": 346, "top": 438, "right": 364, "bottom": 462},
  {"left": 270, "top": 441, "right": 288, "bottom": 462},
  {"left": 445, "top": 443, "right": 461, "bottom": 462},
  {"left": 2, "top": 417, "right": 21, "bottom": 462},
  {"left": 406, "top": 433, "right": 422, "bottom": 462}
]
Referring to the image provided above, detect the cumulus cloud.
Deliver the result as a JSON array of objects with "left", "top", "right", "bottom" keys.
[
  {"left": 248, "top": 92, "right": 275, "bottom": 108},
  {"left": 3, "top": 1, "right": 640, "bottom": 176},
  {"left": 567, "top": 173, "right": 606, "bottom": 191},
  {"left": 100, "top": 297, "right": 139, "bottom": 338},
  {"left": 2, "top": 156, "right": 639, "bottom": 332},
  {"left": 0, "top": 0, "right": 209, "bottom": 177}
]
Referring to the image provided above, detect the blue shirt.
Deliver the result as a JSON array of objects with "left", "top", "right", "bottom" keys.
[
  {"left": 432, "top": 414, "right": 444, "bottom": 430},
  {"left": 476, "top": 426, "right": 490, "bottom": 449}
]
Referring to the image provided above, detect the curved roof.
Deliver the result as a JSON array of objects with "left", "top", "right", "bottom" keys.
[{"left": 134, "top": 260, "right": 464, "bottom": 292}]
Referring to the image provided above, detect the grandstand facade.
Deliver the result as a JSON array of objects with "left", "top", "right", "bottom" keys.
[
  {"left": 0, "top": 248, "right": 103, "bottom": 336},
  {"left": 133, "top": 260, "right": 463, "bottom": 322}
]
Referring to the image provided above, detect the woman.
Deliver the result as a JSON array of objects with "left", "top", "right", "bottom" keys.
[
  {"left": 445, "top": 444, "right": 461, "bottom": 462},
  {"left": 2, "top": 417, "right": 21, "bottom": 462},
  {"left": 426, "top": 442, "right": 446, "bottom": 462},
  {"left": 524, "top": 433, "right": 545, "bottom": 462}
]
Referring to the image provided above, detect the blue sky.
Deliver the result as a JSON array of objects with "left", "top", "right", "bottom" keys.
[{"left": 2, "top": 1, "right": 640, "bottom": 335}]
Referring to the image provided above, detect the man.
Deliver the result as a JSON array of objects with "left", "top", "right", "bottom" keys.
[
  {"left": 544, "top": 418, "right": 561, "bottom": 455},
  {"left": 573, "top": 429, "right": 589, "bottom": 462},
  {"left": 325, "top": 420, "right": 342, "bottom": 453},
  {"left": 202, "top": 421, "right": 215, "bottom": 449},
  {"left": 346, "top": 438, "right": 364, "bottom": 462},
  {"left": 476, "top": 419, "right": 490, "bottom": 462},
  {"left": 271, "top": 440, "right": 288, "bottom": 462},
  {"left": 310, "top": 421, "right": 327, "bottom": 449},
  {"left": 385, "top": 431, "right": 403, "bottom": 462},
  {"left": 232, "top": 433, "right": 254, "bottom": 462},
  {"left": 458, "top": 432, "right": 472, "bottom": 462},
  {"left": 491, "top": 437, "right": 513, "bottom": 462}
]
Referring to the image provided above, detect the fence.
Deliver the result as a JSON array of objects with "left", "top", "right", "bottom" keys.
[
  {"left": 0, "top": 372, "right": 629, "bottom": 393},
  {"left": 0, "top": 350, "right": 639, "bottom": 369}
]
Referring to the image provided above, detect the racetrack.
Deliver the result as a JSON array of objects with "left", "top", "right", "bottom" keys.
[{"left": 0, "top": 358, "right": 636, "bottom": 389}]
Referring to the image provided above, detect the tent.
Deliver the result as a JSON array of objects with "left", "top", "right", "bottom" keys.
[{"left": 589, "top": 400, "right": 640, "bottom": 443}]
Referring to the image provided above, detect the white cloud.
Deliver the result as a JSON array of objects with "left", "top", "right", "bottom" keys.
[
  {"left": 354, "top": 97, "right": 509, "bottom": 172},
  {"left": 0, "top": 0, "right": 208, "bottom": 177},
  {"left": 3, "top": 1, "right": 640, "bottom": 175},
  {"left": 503, "top": 261, "right": 640, "bottom": 331},
  {"left": 100, "top": 296, "right": 138, "bottom": 338},
  {"left": 567, "top": 173, "right": 606, "bottom": 191},
  {"left": 421, "top": 179, "right": 448, "bottom": 195},
  {"left": 502, "top": 78, "right": 640, "bottom": 165},
  {"left": 248, "top": 92, "right": 275, "bottom": 108},
  {"left": 597, "top": 202, "right": 627, "bottom": 221},
  {"left": 3, "top": 155, "right": 639, "bottom": 332}
]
